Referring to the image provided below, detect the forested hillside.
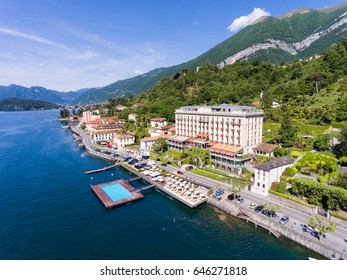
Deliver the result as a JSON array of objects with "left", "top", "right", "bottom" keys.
[
  {"left": 0, "top": 97, "right": 58, "bottom": 111},
  {"left": 105, "top": 38, "right": 347, "bottom": 124}
]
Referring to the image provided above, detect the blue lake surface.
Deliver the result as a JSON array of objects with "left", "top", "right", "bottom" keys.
[{"left": 0, "top": 110, "right": 322, "bottom": 260}]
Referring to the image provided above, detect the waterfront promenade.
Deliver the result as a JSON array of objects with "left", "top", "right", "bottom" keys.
[
  {"left": 70, "top": 125, "right": 347, "bottom": 259},
  {"left": 160, "top": 164, "right": 347, "bottom": 260}
]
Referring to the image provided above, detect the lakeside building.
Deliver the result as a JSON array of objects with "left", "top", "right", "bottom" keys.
[
  {"left": 85, "top": 118, "right": 104, "bottom": 132},
  {"left": 113, "top": 134, "right": 135, "bottom": 151},
  {"left": 92, "top": 129, "right": 118, "bottom": 144},
  {"left": 209, "top": 143, "right": 252, "bottom": 175},
  {"left": 252, "top": 155, "right": 294, "bottom": 196},
  {"left": 175, "top": 104, "right": 263, "bottom": 152},
  {"left": 149, "top": 124, "right": 175, "bottom": 137},
  {"left": 150, "top": 118, "right": 167, "bottom": 128},
  {"left": 140, "top": 135, "right": 171, "bottom": 151},
  {"left": 253, "top": 143, "right": 278, "bottom": 157},
  {"left": 81, "top": 111, "right": 101, "bottom": 124},
  {"left": 169, "top": 104, "right": 264, "bottom": 174},
  {"left": 93, "top": 124, "right": 123, "bottom": 133}
]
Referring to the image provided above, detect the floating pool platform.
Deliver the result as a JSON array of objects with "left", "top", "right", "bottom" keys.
[{"left": 91, "top": 179, "right": 143, "bottom": 209}]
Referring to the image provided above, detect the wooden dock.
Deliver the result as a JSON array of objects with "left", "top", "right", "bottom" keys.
[
  {"left": 84, "top": 164, "right": 118, "bottom": 174},
  {"left": 137, "top": 184, "right": 155, "bottom": 192},
  {"left": 127, "top": 177, "right": 141, "bottom": 182},
  {"left": 91, "top": 179, "right": 143, "bottom": 209}
]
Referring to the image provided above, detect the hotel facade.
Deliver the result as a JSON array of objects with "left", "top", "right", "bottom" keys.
[
  {"left": 174, "top": 104, "right": 263, "bottom": 151},
  {"left": 170, "top": 104, "right": 264, "bottom": 174}
]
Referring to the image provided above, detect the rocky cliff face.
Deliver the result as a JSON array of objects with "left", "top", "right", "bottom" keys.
[{"left": 218, "top": 11, "right": 347, "bottom": 67}]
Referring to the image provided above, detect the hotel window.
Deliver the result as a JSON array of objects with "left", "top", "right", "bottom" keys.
[
  {"left": 257, "top": 183, "right": 260, "bottom": 187},
  {"left": 262, "top": 184, "right": 265, "bottom": 188}
]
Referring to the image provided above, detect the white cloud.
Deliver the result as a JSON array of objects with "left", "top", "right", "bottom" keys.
[
  {"left": 227, "top": 8, "right": 271, "bottom": 32},
  {"left": 0, "top": 27, "right": 69, "bottom": 50}
]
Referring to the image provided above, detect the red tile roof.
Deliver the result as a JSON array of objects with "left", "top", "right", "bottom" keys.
[
  {"left": 151, "top": 118, "right": 166, "bottom": 122},
  {"left": 210, "top": 143, "right": 243, "bottom": 156}
]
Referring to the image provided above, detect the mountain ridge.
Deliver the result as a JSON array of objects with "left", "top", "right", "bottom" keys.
[
  {"left": 0, "top": 84, "right": 88, "bottom": 105},
  {"left": 2, "top": 2, "right": 347, "bottom": 105},
  {"left": 72, "top": 2, "right": 347, "bottom": 105}
]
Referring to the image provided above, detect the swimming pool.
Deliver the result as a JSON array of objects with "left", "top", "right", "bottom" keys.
[{"left": 101, "top": 182, "right": 132, "bottom": 202}]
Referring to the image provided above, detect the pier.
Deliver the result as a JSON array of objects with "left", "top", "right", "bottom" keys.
[
  {"left": 119, "top": 162, "right": 207, "bottom": 208},
  {"left": 137, "top": 184, "right": 155, "bottom": 192},
  {"left": 73, "top": 133, "right": 82, "bottom": 141},
  {"left": 127, "top": 177, "right": 141, "bottom": 182},
  {"left": 84, "top": 164, "right": 118, "bottom": 174}
]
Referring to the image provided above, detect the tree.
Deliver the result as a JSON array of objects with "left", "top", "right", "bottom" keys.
[
  {"left": 332, "top": 172, "right": 347, "bottom": 190},
  {"left": 306, "top": 72, "right": 327, "bottom": 95},
  {"left": 277, "top": 110, "right": 297, "bottom": 148},
  {"left": 308, "top": 215, "right": 336, "bottom": 241},
  {"left": 60, "top": 108, "right": 69, "bottom": 118},
  {"left": 337, "top": 123, "right": 347, "bottom": 157},
  {"left": 313, "top": 134, "right": 331, "bottom": 151},
  {"left": 338, "top": 78, "right": 347, "bottom": 102},
  {"left": 273, "top": 147, "right": 288, "bottom": 158},
  {"left": 152, "top": 138, "right": 168, "bottom": 154}
]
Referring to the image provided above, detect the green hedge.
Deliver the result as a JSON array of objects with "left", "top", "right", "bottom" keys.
[
  {"left": 269, "top": 189, "right": 314, "bottom": 208},
  {"left": 329, "top": 211, "right": 347, "bottom": 221},
  {"left": 290, "top": 177, "right": 347, "bottom": 211},
  {"left": 191, "top": 168, "right": 226, "bottom": 183}
]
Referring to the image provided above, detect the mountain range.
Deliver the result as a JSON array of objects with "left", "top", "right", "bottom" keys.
[
  {"left": 1, "top": 2, "right": 347, "bottom": 105},
  {"left": 0, "top": 84, "right": 88, "bottom": 105}
]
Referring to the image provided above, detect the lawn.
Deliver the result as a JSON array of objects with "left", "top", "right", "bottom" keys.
[{"left": 263, "top": 122, "right": 330, "bottom": 142}]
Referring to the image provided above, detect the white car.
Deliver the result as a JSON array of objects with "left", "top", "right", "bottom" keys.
[
  {"left": 148, "top": 160, "right": 156, "bottom": 166},
  {"left": 249, "top": 203, "right": 257, "bottom": 210}
]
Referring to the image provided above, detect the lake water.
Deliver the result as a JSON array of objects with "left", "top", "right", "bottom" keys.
[{"left": 0, "top": 110, "right": 322, "bottom": 260}]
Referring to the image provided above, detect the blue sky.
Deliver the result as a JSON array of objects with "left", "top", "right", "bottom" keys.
[{"left": 0, "top": 0, "right": 345, "bottom": 91}]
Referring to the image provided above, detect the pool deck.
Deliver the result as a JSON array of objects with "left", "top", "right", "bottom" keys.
[{"left": 91, "top": 179, "right": 143, "bottom": 208}]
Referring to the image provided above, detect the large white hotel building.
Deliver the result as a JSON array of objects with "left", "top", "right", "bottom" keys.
[
  {"left": 174, "top": 104, "right": 263, "bottom": 149},
  {"left": 168, "top": 104, "right": 264, "bottom": 174}
]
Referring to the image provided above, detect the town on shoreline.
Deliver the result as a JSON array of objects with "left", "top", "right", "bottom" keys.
[{"left": 61, "top": 103, "right": 347, "bottom": 260}]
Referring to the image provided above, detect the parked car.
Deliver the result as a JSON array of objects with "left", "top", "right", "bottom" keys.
[
  {"left": 142, "top": 155, "right": 150, "bottom": 159},
  {"left": 227, "top": 193, "right": 235, "bottom": 201},
  {"left": 215, "top": 190, "right": 223, "bottom": 196},
  {"left": 216, "top": 188, "right": 224, "bottom": 194},
  {"left": 177, "top": 170, "right": 184, "bottom": 175},
  {"left": 254, "top": 205, "right": 263, "bottom": 212},
  {"left": 249, "top": 203, "right": 257, "bottom": 210},
  {"left": 279, "top": 216, "right": 289, "bottom": 225},
  {"left": 161, "top": 163, "right": 167, "bottom": 167},
  {"left": 236, "top": 197, "right": 244, "bottom": 204}
]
